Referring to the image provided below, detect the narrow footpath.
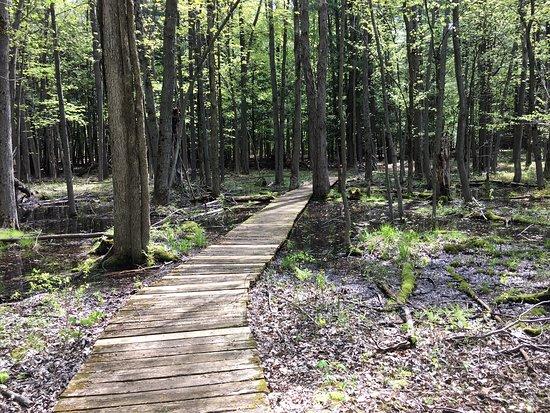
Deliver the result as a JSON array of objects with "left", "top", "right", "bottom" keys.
[{"left": 55, "top": 183, "right": 316, "bottom": 412}]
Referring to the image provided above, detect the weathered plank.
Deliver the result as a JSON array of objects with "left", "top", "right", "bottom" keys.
[{"left": 55, "top": 183, "right": 317, "bottom": 412}]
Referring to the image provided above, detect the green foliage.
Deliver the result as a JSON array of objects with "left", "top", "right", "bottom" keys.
[
  {"left": 281, "top": 251, "right": 315, "bottom": 271},
  {"left": 70, "top": 310, "right": 105, "bottom": 327},
  {"left": 26, "top": 269, "right": 69, "bottom": 293},
  {"left": 293, "top": 266, "right": 313, "bottom": 282},
  {"left": 152, "top": 221, "right": 207, "bottom": 256},
  {"left": 0, "top": 371, "right": 8, "bottom": 385}
]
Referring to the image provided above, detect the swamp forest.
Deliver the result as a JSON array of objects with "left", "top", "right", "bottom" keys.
[{"left": 0, "top": 0, "right": 549, "bottom": 411}]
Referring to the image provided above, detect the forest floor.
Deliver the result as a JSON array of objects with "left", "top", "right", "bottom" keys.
[
  {"left": 249, "top": 165, "right": 549, "bottom": 412},
  {"left": 0, "top": 170, "right": 298, "bottom": 412}
]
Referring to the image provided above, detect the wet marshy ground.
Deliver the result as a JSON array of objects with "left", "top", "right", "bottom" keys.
[
  {"left": 0, "top": 173, "right": 292, "bottom": 412},
  {"left": 250, "top": 177, "right": 549, "bottom": 412}
]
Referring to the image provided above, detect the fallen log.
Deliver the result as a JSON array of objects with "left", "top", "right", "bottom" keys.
[
  {"left": 0, "top": 232, "right": 110, "bottom": 243},
  {"left": 0, "top": 385, "right": 31, "bottom": 408},
  {"left": 376, "top": 281, "right": 417, "bottom": 348},
  {"left": 229, "top": 194, "right": 275, "bottom": 203}
]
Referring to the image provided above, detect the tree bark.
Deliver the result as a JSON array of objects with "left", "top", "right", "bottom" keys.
[
  {"left": 299, "top": 0, "right": 330, "bottom": 199},
  {"left": 362, "top": 28, "right": 374, "bottom": 190},
  {"left": 451, "top": 2, "right": 472, "bottom": 202},
  {"left": 289, "top": 0, "right": 302, "bottom": 190},
  {"left": 153, "top": 0, "right": 178, "bottom": 205},
  {"left": 50, "top": 2, "right": 76, "bottom": 217},
  {"left": 268, "top": 0, "right": 284, "bottom": 186},
  {"left": 101, "top": 0, "right": 150, "bottom": 265},
  {"left": 207, "top": 0, "right": 220, "bottom": 197},
  {"left": 90, "top": 0, "right": 106, "bottom": 181},
  {"left": 0, "top": 1, "right": 19, "bottom": 228}
]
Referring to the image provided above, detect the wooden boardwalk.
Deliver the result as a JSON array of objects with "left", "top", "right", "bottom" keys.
[{"left": 55, "top": 184, "right": 315, "bottom": 412}]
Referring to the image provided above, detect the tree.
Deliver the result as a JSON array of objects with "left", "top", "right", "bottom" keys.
[
  {"left": 89, "top": 0, "right": 106, "bottom": 181},
  {"left": 0, "top": 0, "right": 19, "bottom": 228},
  {"left": 50, "top": 2, "right": 76, "bottom": 217},
  {"left": 451, "top": 1, "right": 472, "bottom": 203},
  {"left": 153, "top": 0, "right": 178, "bottom": 205},
  {"left": 207, "top": 0, "right": 221, "bottom": 197},
  {"left": 100, "top": 0, "right": 150, "bottom": 265},
  {"left": 268, "top": 0, "right": 284, "bottom": 186},
  {"left": 299, "top": 0, "right": 330, "bottom": 199},
  {"left": 289, "top": 0, "right": 302, "bottom": 190}
]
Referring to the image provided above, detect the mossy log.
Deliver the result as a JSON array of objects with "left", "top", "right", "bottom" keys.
[{"left": 496, "top": 287, "right": 550, "bottom": 304}]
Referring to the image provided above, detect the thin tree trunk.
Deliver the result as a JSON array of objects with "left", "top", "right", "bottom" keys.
[
  {"left": 134, "top": 0, "right": 160, "bottom": 173},
  {"left": 0, "top": 0, "right": 19, "bottom": 228},
  {"left": 207, "top": 0, "right": 220, "bottom": 197},
  {"left": 368, "top": 0, "right": 403, "bottom": 218},
  {"left": 51, "top": 2, "right": 76, "bottom": 217},
  {"left": 430, "top": 9, "right": 451, "bottom": 216},
  {"left": 513, "top": 1, "right": 528, "bottom": 183},
  {"left": 153, "top": 0, "right": 178, "bottom": 205},
  {"left": 90, "top": 0, "right": 106, "bottom": 181},
  {"left": 289, "top": 0, "right": 301, "bottom": 190},
  {"left": 337, "top": 0, "right": 351, "bottom": 248},
  {"left": 268, "top": 0, "right": 284, "bottom": 186},
  {"left": 362, "top": 28, "right": 374, "bottom": 193},
  {"left": 451, "top": 2, "right": 472, "bottom": 202}
]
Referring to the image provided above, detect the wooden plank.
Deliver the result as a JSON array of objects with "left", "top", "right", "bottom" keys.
[
  {"left": 93, "top": 334, "right": 254, "bottom": 356},
  {"left": 102, "top": 316, "right": 247, "bottom": 338},
  {"left": 59, "top": 393, "right": 269, "bottom": 413},
  {"left": 56, "top": 379, "right": 267, "bottom": 411},
  {"left": 95, "top": 326, "right": 251, "bottom": 346},
  {"left": 82, "top": 349, "right": 258, "bottom": 373},
  {"left": 111, "top": 305, "right": 246, "bottom": 323},
  {"left": 67, "top": 357, "right": 261, "bottom": 386},
  {"left": 140, "top": 280, "right": 249, "bottom": 293},
  {"left": 63, "top": 368, "right": 264, "bottom": 397}
]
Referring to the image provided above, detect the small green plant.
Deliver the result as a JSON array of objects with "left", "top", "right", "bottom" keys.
[
  {"left": 59, "top": 327, "right": 83, "bottom": 342},
  {"left": 152, "top": 221, "right": 207, "bottom": 256},
  {"left": 73, "top": 310, "right": 105, "bottom": 327},
  {"left": 281, "top": 251, "right": 315, "bottom": 271},
  {"left": 26, "top": 269, "right": 68, "bottom": 293},
  {"left": 0, "top": 371, "right": 9, "bottom": 384},
  {"left": 315, "top": 270, "right": 328, "bottom": 290}
]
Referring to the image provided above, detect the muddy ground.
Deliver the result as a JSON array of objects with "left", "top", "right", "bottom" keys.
[{"left": 249, "top": 177, "right": 549, "bottom": 412}]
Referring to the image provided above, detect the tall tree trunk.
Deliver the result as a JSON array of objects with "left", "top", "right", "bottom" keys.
[
  {"left": 431, "top": 12, "right": 451, "bottom": 214},
  {"left": 362, "top": 28, "right": 374, "bottom": 192},
  {"left": 134, "top": 0, "right": 160, "bottom": 173},
  {"left": 368, "top": 0, "right": 403, "bottom": 219},
  {"left": 337, "top": 0, "right": 351, "bottom": 248},
  {"left": 451, "top": 3, "right": 472, "bottom": 202},
  {"left": 268, "top": 0, "right": 284, "bottom": 186},
  {"left": 207, "top": 0, "right": 220, "bottom": 197},
  {"left": 90, "top": 0, "right": 106, "bottom": 181},
  {"left": 0, "top": 0, "right": 19, "bottom": 228},
  {"left": 299, "top": 0, "right": 330, "bottom": 199},
  {"left": 524, "top": 0, "right": 543, "bottom": 187},
  {"left": 404, "top": 2, "right": 423, "bottom": 177},
  {"left": 51, "top": 2, "right": 76, "bottom": 217},
  {"left": 101, "top": 0, "right": 150, "bottom": 265},
  {"left": 289, "top": 0, "right": 301, "bottom": 190},
  {"left": 153, "top": 0, "right": 178, "bottom": 205},
  {"left": 513, "top": 1, "right": 528, "bottom": 183},
  {"left": 188, "top": 2, "right": 198, "bottom": 181}
]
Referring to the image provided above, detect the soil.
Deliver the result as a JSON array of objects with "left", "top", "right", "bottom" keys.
[{"left": 249, "top": 179, "right": 549, "bottom": 413}]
